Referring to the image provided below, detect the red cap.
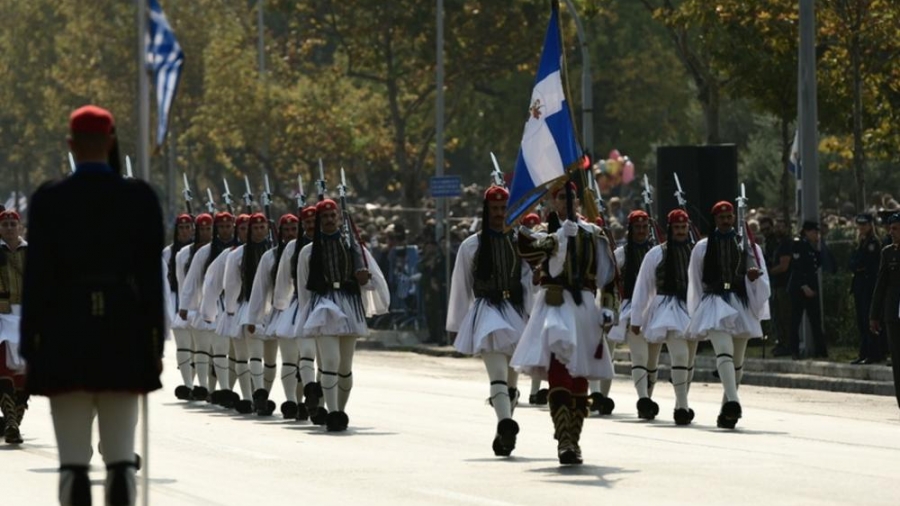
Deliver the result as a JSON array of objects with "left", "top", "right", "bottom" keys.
[
  {"left": 521, "top": 213, "right": 541, "bottom": 228},
  {"left": 711, "top": 201, "right": 734, "bottom": 216},
  {"left": 551, "top": 181, "right": 578, "bottom": 198},
  {"left": 195, "top": 213, "right": 213, "bottom": 226},
  {"left": 236, "top": 214, "right": 251, "bottom": 226},
  {"left": 214, "top": 212, "right": 234, "bottom": 224},
  {"left": 249, "top": 213, "right": 267, "bottom": 224},
  {"left": 175, "top": 214, "right": 193, "bottom": 225},
  {"left": 69, "top": 105, "right": 115, "bottom": 135},
  {"left": 484, "top": 186, "right": 509, "bottom": 202},
  {"left": 594, "top": 215, "right": 605, "bottom": 227},
  {"left": 0, "top": 210, "right": 21, "bottom": 222},
  {"left": 300, "top": 206, "right": 317, "bottom": 220},
  {"left": 316, "top": 199, "right": 338, "bottom": 212},
  {"left": 627, "top": 210, "right": 649, "bottom": 224},
  {"left": 667, "top": 209, "right": 689, "bottom": 224},
  {"left": 279, "top": 213, "right": 299, "bottom": 226}
]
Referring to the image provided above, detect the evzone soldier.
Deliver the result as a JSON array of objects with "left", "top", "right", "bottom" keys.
[
  {"left": 246, "top": 213, "right": 302, "bottom": 419},
  {"left": 629, "top": 209, "right": 698, "bottom": 425},
  {"left": 175, "top": 213, "right": 215, "bottom": 401},
  {"left": 200, "top": 213, "right": 250, "bottom": 411},
  {"left": 446, "top": 186, "right": 533, "bottom": 456},
  {"left": 519, "top": 212, "right": 550, "bottom": 407},
  {"left": 272, "top": 205, "right": 324, "bottom": 422},
  {"left": 687, "top": 201, "right": 770, "bottom": 428},
  {"left": 512, "top": 182, "right": 616, "bottom": 465},
  {"left": 608, "top": 210, "right": 659, "bottom": 419},
  {"left": 588, "top": 213, "right": 620, "bottom": 416},
  {"left": 164, "top": 213, "right": 196, "bottom": 400},
  {"left": 0, "top": 209, "right": 28, "bottom": 444},
  {"left": 295, "top": 198, "right": 389, "bottom": 432},
  {"left": 223, "top": 213, "right": 275, "bottom": 416}
]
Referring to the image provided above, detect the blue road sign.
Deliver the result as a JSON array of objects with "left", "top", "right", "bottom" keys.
[{"left": 430, "top": 176, "right": 462, "bottom": 198}]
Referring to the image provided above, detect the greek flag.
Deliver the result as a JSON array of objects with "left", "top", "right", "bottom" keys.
[
  {"left": 146, "top": 0, "right": 184, "bottom": 146},
  {"left": 788, "top": 128, "right": 800, "bottom": 178},
  {"left": 505, "top": 4, "right": 581, "bottom": 227}
]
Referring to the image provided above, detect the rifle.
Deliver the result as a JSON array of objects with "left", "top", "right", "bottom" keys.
[
  {"left": 182, "top": 173, "right": 193, "bottom": 215},
  {"left": 222, "top": 178, "right": 235, "bottom": 215},
  {"left": 640, "top": 174, "right": 663, "bottom": 245},
  {"left": 205, "top": 188, "right": 217, "bottom": 215},
  {"left": 68, "top": 152, "right": 76, "bottom": 174},
  {"left": 490, "top": 152, "right": 506, "bottom": 188},
  {"left": 261, "top": 174, "right": 275, "bottom": 243},
  {"left": 242, "top": 175, "right": 253, "bottom": 214},
  {"left": 339, "top": 167, "right": 368, "bottom": 270},
  {"left": 125, "top": 156, "right": 134, "bottom": 179},
  {"left": 296, "top": 174, "right": 307, "bottom": 214},
  {"left": 316, "top": 159, "right": 326, "bottom": 202},
  {"left": 673, "top": 172, "right": 701, "bottom": 245},
  {"left": 736, "top": 183, "right": 762, "bottom": 268}
]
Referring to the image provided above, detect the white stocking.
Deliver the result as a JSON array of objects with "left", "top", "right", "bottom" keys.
[
  {"left": 246, "top": 333, "right": 265, "bottom": 392},
  {"left": 337, "top": 336, "right": 356, "bottom": 411},
  {"left": 193, "top": 330, "right": 212, "bottom": 390},
  {"left": 263, "top": 339, "right": 279, "bottom": 392},
  {"left": 733, "top": 337, "right": 750, "bottom": 388},
  {"left": 666, "top": 333, "right": 690, "bottom": 409},
  {"left": 297, "top": 338, "right": 318, "bottom": 386},
  {"left": 530, "top": 376, "right": 542, "bottom": 395},
  {"left": 228, "top": 340, "right": 238, "bottom": 390},
  {"left": 627, "top": 330, "right": 650, "bottom": 398},
  {"left": 482, "top": 352, "right": 512, "bottom": 421},
  {"left": 211, "top": 336, "right": 231, "bottom": 391},
  {"left": 646, "top": 342, "right": 663, "bottom": 397},
  {"left": 231, "top": 338, "right": 252, "bottom": 400},
  {"left": 708, "top": 330, "right": 739, "bottom": 403},
  {"left": 278, "top": 339, "right": 300, "bottom": 403},
  {"left": 173, "top": 328, "right": 194, "bottom": 388},
  {"left": 316, "top": 335, "right": 341, "bottom": 412}
]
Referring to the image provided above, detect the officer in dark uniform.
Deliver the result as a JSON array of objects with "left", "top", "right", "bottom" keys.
[
  {"left": 849, "top": 213, "right": 883, "bottom": 364},
  {"left": 787, "top": 220, "right": 828, "bottom": 359},
  {"left": 20, "top": 105, "right": 164, "bottom": 506},
  {"left": 869, "top": 213, "right": 900, "bottom": 410}
]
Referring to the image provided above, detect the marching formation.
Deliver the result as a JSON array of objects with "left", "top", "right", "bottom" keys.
[
  {"left": 447, "top": 167, "right": 771, "bottom": 465},
  {"left": 166, "top": 162, "right": 390, "bottom": 434}
]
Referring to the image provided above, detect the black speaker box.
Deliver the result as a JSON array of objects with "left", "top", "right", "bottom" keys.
[{"left": 656, "top": 145, "right": 738, "bottom": 236}]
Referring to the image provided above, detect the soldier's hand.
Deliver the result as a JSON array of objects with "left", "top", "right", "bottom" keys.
[
  {"left": 801, "top": 286, "right": 816, "bottom": 298},
  {"left": 355, "top": 269, "right": 372, "bottom": 286},
  {"left": 562, "top": 220, "right": 579, "bottom": 237},
  {"left": 630, "top": 325, "right": 641, "bottom": 335},
  {"left": 247, "top": 324, "right": 256, "bottom": 334},
  {"left": 746, "top": 267, "right": 761, "bottom": 282},
  {"left": 178, "top": 309, "right": 188, "bottom": 320},
  {"left": 870, "top": 319, "right": 881, "bottom": 334}
]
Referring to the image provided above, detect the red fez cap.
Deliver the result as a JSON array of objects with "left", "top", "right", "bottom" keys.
[
  {"left": 711, "top": 201, "right": 734, "bottom": 215},
  {"left": 551, "top": 181, "right": 578, "bottom": 198},
  {"left": 236, "top": 214, "right": 251, "bottom": 226},
  {"left": 594, "top": 215, "right": 606, "bottom": 227},
  {"left": 249, "top": 213, "right": 267, "bottom": 224},
  {"left": 521, "top": 213, "right": 541, "bottom": 228},
  {"left": 667, "top": 209, "right": 689, "bottom": 224},
  {"left": 300, "top": 206, "right": 317, "bottom": 220},
  {"left": 69, "top": 105, "right": 115, "bottom": 135},
  {"left": 195, "top": 213, "right": 213, "bottom": 226},
  {"left": 0, "top": 210, "right": 21, "bottom": 222},
  {"left": 627, "top": 210, "right": 649, "bottom": 224},
  {"left": 214, "top": 212, "right": 234, "bottom": 224},
  {"left": 279, "top": 213, "right": 300, "bottom": 226},
  {"left": 175, "top": 214, "right": 193, "bottom": 225},
  {"left": 316, "top": 199, "right": 338, "bottom": 212},
  {"left": 484, "top": 186, "right": 509, "bottom": 202}
]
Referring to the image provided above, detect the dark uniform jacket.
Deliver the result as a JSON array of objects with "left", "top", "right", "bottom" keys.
[
  {"left": 787, "top": 237, "right": 820, "bottom": 295},
  {"left": 20, "top": 165, "right": 165, "bottom": 395},
  {"left": 870, "top": 244, "right": 900, "bottom": 323},
  {"left": 849, "top": 234, "right": 880, "bottom": 292}
]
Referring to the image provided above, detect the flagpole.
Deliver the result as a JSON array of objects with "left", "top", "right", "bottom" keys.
[{"left": 138, "top": 0, "right": 150, "bottom": 181}]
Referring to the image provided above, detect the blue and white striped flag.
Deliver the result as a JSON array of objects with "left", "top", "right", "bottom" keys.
[
  {"left": 505, "top": 4, "right": 581, "bottom": 227},
  {"left": 146, "top": 0, "right": 184, "bottom": 147}
]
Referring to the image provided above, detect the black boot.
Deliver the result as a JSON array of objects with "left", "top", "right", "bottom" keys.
[
  {"left": 303, "top": 382, "right": 323, "bottom": 413},
  {"left": 295, "top": 403, "right": 310, "bottom": 422},
  {"left": 492, "top": 418, "right": 519, "bottom": 456},
  {"left": 717, "top": 401, "right": 742, "bottom": 429},
  {"left": 191, "top": 386, "right": 209, "bottom": 401},
  {"left": 535, "top": 388, "right": 549, "bottom": 405},
  {"left": 105, "top": 461, "right": 136, "bottom": 506},
  {"left": 569, "top": 395, "right": 588, "bottom": 464},
  {"left": 252, "top": 389, "right": 273, "bottom": 416},
  {"left": 280, "top": 401, "right": 299, "bottom": 419},
  {"left": 673, "top": 408, "right": 695, "bottom": 426},
  {"left": 310, "top": 406, "right": 329, "bottom": 425},
  {"left": 59, "top": 464, "right": 92, "bottom": 506},
  {"left": 325, "top": 411, "right": 349, "bottom": 432},
  {"left": 174, "top": 385, "right": 192, "bottom": 400},
  {"left": 636, "top": 397, "right": 659, "bottom": 420},
  {"left": 0, "top": 384, "right": 21, "bottom": 444}
]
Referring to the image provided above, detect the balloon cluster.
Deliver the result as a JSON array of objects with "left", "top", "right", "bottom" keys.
[{"left": 594, "top": 149, "right": 635, "bottom": 193}]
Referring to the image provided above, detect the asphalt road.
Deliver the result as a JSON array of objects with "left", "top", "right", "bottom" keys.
[{"left": 4, "top": 344, "right": 900, "bottom": 506}]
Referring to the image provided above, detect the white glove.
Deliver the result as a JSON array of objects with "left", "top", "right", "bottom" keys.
[{"left": 562, "top": 220, "right": 578, "bottom": 237}]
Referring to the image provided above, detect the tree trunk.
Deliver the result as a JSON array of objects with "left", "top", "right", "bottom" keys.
[
  {"left": 851, "top": 20, "right": 866, "bottom": 211},
  {"left": 780, "top": 116, "right": 793, "bottom": 224},
  {"left": 703, "top": 79, "right": 721, "bottom": 145}
]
